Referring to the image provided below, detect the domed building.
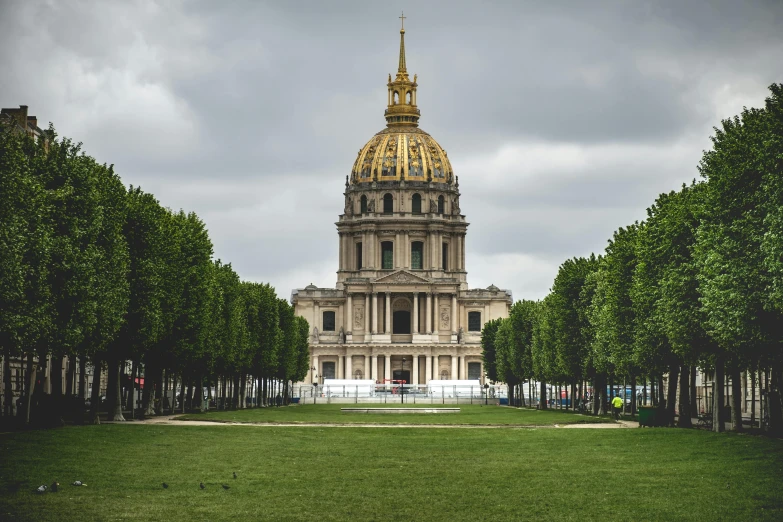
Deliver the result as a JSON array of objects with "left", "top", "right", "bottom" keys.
[{"left": 292, "top": 21, "right": 512, "bottom": 387}]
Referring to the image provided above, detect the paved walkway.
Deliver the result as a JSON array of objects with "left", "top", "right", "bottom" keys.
[{"left": 106, "top": 415, "right": 637, "bottom": 429}]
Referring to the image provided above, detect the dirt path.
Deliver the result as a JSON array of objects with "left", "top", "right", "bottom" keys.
[{"left": 108, "top": 416, "right": 636, "bottom": 429}]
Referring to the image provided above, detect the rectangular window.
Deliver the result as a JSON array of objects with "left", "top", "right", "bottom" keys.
[
  {"left": 381, "top": 241, "right": 393, "bottom": 269},
  {"left": 468, "top": 311, "right": 482, "bottom": 332},
  {"left": 411, "top": 241, "right": 423, "bottom": 270},
  {"left": 468, "top": 362, "right": 482, "bottom": 380},
  {"left": 355, "top": 242, "right": 363, "bottom": 270},
  {"left": 442, "top": 242, "right": 449, "bottom": 271},
  {"left": 322, "top": 311, "right": 336, "bottom": 331}
]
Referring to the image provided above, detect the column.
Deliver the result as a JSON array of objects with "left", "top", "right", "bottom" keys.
[
  {"left": 338, "top": 355, "right": 344, "bottom": 379},
  {"left": 372, "top": 354, "right": 378, "bottom": 381},
  {"left": 338, "top": 234, "right": 343, "bottom": 270},
  {"left": 372, "top": 292, "right": 378, "bottom": 334},
  {"left": 426, "top": 293, "right": 432, "bottom": 333},
  {"left": 430, "top": 231, "right": 438, "bottom": 269},
  {"left": 395, "top": 232, "right": 401, "bottom": 268},
  {"left": 364, "top": 293, "right": 370, "bottom": 333},
  {"left": 314, "top": 301, "right": 320, "bottom": 332},
  {"left": 364, "top": 355, "right": 370, "bottom": 381},
  {"left": 461, "top": 356, "right": 467, "bottom": 381},
  {"left": 412, "top": 292, "right": 419, "bottom": 333},
  {"left": 346, "top": 294, "right": 353, "bottom": 331},
  {"left": 451, "top": 294, "right": 457, "bottom": 333},
  {"left": 425, "top": 354, "right": 432, "bottom": 384},
  {"left": 433, "top": 355, "right": 438, "bottom": 379},
  {"left": 412, "top": 355, "right": 419, "bottom": 385},
  {"left": 461, "top": 234, "right": 466, "bottom": 270},
  {"left": 384, "top": 355, "right": 391, "bottom": 381},
  {"left": 433, "top": 294, "right": 440, "bottom": 334},
  {"left": 385, "top": 292, "right": 391, "bottom": 334},
  {"left": 345, "top": 354, "right": 352, "bottom": 379},
  {"left": 451, "top": 355, "right": 458, "bottom": 381},
  {"left": 404, "top": 232, "right": 410, "bottom": 268},
  {"left": 312, "top": 355, "right": 319, "bottom": 384}
]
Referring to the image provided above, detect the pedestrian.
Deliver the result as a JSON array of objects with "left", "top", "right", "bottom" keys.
[{"left": 611, "top": 394, "right": 624, "bottom": 420}]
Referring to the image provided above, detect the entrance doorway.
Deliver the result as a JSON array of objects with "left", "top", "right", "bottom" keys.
[{"left": 392, "top": 370, "right": 411, "bottom": 384}]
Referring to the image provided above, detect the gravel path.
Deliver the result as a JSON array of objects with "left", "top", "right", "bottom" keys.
[{"left": 108, "top": 415, "right": 636, "bottom": 429}]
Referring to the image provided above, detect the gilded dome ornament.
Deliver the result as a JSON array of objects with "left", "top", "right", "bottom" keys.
[{"left": 349, "top": 17, "right": 453, "bottom": 186}]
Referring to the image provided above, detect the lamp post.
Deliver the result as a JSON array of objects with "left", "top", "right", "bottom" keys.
[{"left": 401, "top": 358, "right": 406, "bottom": 404}]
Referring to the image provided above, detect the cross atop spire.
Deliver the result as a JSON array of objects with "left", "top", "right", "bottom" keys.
[{"left": 398, "top": 11, "right": 407, "bottom": 75}]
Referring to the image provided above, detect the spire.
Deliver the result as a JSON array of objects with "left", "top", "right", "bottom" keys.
[
  {"left": 398, "top": 12, "right": 407, "bottom": 76},
  {"left": 385, "top": 14, "right": 419, "bottom": 127}
]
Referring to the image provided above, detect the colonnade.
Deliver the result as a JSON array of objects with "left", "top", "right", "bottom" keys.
[
  {"left": 310, "top": 352, "right": 478, "bottom": 385},
  {"left": 347, "top": 291, "right": 459, "bottom": 335}
]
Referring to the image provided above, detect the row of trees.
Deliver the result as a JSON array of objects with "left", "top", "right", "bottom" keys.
[
  {"left": 483, "top": 84, "right": 783, "bottom": 435},
  {"left": 0, "top": 122, "right": 310, "bottom": 425}
]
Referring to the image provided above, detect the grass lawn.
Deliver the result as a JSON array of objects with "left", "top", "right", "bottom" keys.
[
  {"left": 178, "top": 404, "right": 611, "bottom": 425},
  {"left": 1, "top": 422, "right": 782, "bottom": 521}
]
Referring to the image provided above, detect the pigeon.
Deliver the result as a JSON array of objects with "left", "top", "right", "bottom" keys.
[
  {"left": 36, "top": 485, "right": 47, "bottom": 494},
  {"left": 221, "top": 484, "right": 230, "bottom": 490},
  {"left": 233, "top": 472, "right": 237, "bottom": 479},
  {"left": 72, "top": 481, "right": 86, "bottom": 487},
  {"left": 200, "top": 482, "right": 205, "bottom": 490},
  {"left": 162, "top": 483, "right": 168, "bottom": 489},
  {"left": 50, "top": 481, "right": 59, "bottom": 493}
]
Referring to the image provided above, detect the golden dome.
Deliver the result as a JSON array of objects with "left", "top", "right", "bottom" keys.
[
  {"left": 349, "top": 16, "right": 453, "bottom": 185},
  {"left": 350, "top": 127, "right": 453, "bottom": 184}
]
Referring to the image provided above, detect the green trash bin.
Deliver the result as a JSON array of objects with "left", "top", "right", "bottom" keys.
[{"left": 638, "top": 406, "right": 658, "bottom": 427}]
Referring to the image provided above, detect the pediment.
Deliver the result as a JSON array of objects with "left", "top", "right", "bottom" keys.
[{"left": 373, "top": 270, "right": 430, "bottom": 284}]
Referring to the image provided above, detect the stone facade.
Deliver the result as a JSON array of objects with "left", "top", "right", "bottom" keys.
[{"left": 291, "top": 25, "right": 512, "bottom": 386}]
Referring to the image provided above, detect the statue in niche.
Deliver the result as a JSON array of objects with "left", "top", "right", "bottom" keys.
[
  {"left": 338, "top": 326, "right": 346, "bottom": 344},
  {"left": 344, "top": 196, "right": 353, "bottom": 216},
  {"left": 367, "top": 199, "right": 376, "bottom": 212},
  {"left": 440, "top": 308, "right": 450, "bottom": 330},
  {"left": 311, "top": 326, "right": 319, "bottom": 344},
  {"left": 457, "top": 327, "right": 465, "bottom": 345},
  {"left": 452, "top": 197, "right": 460, "bottom": 215},
  {"left": 429, "top": 199, "right": 438, "bottom": 213}
]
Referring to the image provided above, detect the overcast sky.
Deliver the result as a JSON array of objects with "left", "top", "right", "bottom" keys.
[{"left": 2, "top": 0, "right": 782, "bottom": 301}]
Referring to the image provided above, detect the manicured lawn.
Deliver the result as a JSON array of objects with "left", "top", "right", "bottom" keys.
[
  {"left": 1, "top": 424, "right": 782, "bottom": 521},
  {"left": 179, "top": 404, "right": 610, "bottom": 425}
]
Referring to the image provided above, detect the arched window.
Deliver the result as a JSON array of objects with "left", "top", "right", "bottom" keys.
[
  {"left": 383, "top": 193, "right": 393, "bottom": 214},
  {"left": 360, "top": 195, "right": 367, "bottom": 214},
  {"left": 411, "top": 241, "right": 424, "bottom": 270},
  {"left": 381, "top": 241, "right": 393, "bottom": 269},
  {"left": 437, "top": 195, "right": 445, "bottom": 214},
  {"left": 406, "top": 91, "right": 412, "bottom": 104},
  {"left": 323, "top": 311, "right": 336, "bottom": 332},
  {"left": 412, "top": 193, "right": 421, "bottom": 214},
  {"left": 442, "top": 242, "right": 448, "bottom": 271},
  {"left": 393, "top": 91, "right": 399, "bottom": 105}
]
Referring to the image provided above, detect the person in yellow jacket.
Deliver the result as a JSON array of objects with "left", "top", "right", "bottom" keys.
[{"left": 611, "top": 394, "right": 624, "bottom": 420}]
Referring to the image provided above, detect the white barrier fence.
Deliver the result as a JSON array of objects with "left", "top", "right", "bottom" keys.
[{"left": 294, "top": 382, "right": 510, "bottom": 405}]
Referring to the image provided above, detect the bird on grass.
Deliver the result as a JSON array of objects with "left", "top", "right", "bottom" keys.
[
  {"left": 200, "top": 482, "right": 205, "bottom": 490},
  {"left": 162, "top": 483, "right": 168, "bottom": 489},
  {"left": 50, "top": 482, "right": 59, "bottom": 493},
  {"left": 72, "top": 481, "right": 86, "bottom": 487},
  {"left": 35, "top": 485, "right": 47, "bottom": 494},
  {"left": 233, "top": 472, "right": 237, "bottom": 479},
  {"left": 222, "top": 484, "right": 230, "bottom": 490}
]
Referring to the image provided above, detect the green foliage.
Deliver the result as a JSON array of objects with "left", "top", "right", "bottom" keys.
[{"left": 480, "top": 318, "right": 502, "bottom": 382}]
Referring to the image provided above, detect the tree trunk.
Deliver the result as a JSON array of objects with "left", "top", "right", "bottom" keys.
[
  {"left": 768, "top": 362, "right": 783, "bottom": 437},
  {"left": 3, "top": 351, "right": 12, "bottom": 417},
  {"left": 730, "top": 365, "right": 743, "bottom": 432},
  {"left": 657, "top": 375, "right": 665, "bottom": 410},
  {"left": 630, "top": 373, "right": 637, "bottom": 416},
  {"left": 666, "top": 364, "right": 679, "bottom": 427},
  {"left": 171, "top": 373, "right": 178, "bottom": 415},
  {"left": 23, "top": 352, "right": 37, "bottom": 425},
  {"left": 750, "top": 368, "right": 756, "bottom": 427},
  {"left": 233, "top": 374, "right": 240, "bottom": 409},
  {"left": 50, "top": 354, "right": 64, "bottom": 420},
  {"left": 677, "top": 364, "right": 692, "bottom": 428},
  {"left": 90, "top": 357, "right": 102, "bottom": 425},
  {"left": 539, "top": 380, "right": 546, "bottom": 410},
  {"left": 127, "top": 360, "right": 138, "bottom": 418},
  {"left": 141, "top": 362, "right": 154, "bottom": 417},
  {"left": 713, "top": 356, "right": 725, "bottom": 432},
  {"left": 690, "top": 366, "right": 698, "bottom": 418},
  {"left": 65, "top": 355, "right": 76, "bottom": 398},
  {"left": 78, "top": 356, "right": 86, "bottom": 400},
  {"left": 155, "top": 368, "right": 164, "bottom": 415},
  {"left": 111, "top": 359, "right": 125, "bottom": 421}
]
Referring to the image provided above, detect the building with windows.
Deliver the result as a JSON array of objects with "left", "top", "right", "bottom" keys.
[{"left": 291, "top": 22, "right": 512, "bottom": 386}]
